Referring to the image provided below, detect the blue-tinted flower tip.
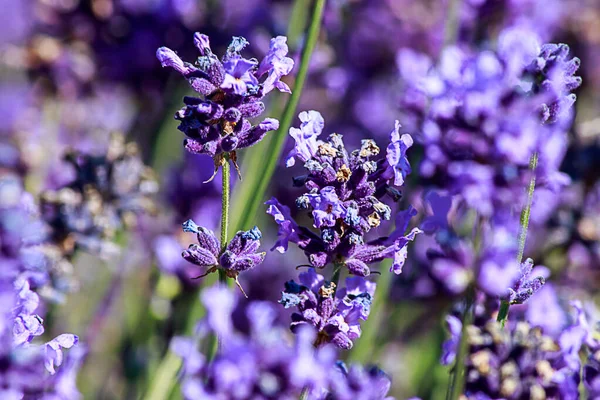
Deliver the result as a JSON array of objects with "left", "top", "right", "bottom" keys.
[
  {"left": 228, "top": 36, "right": 249, "bottom": 54},
  {"left": 279, "top": 292, "right": 303, "bottom": 309},
  {"left": 241, "top": 226, "right": 262, "bottom": 240},
  {"left": 182, "top": 219, "right": 200, "bottom": 233}
]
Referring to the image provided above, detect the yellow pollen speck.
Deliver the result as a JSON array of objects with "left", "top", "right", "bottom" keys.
[
  {"left": 319, "top": 282, "right": 336, "bottom": 298},
  {"left": 471, "top": 350, "right": 491, "bottom": 375},
  {"left": 318, "top": 143, "right": 337, "bottom": 157},
  {"left": 359, "top": 140, "right": 380, "bottom": 157},
  {"left": 336, "top": 165, "right": 352, "bottom": 182},
  {"left": 367, "top": 212, "right": 381, "bottom": 228}
]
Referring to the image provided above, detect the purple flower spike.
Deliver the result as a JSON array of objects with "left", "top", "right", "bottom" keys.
[
  {"left": 157, "top": 33, "right": 293, "bottom": 164},
  {"left": 506, "top": 258, "right": 546, "bottom": 304},
  {"left": 280, "top": 269, "right": 375, "bottom": 350},
  {"left": 181, "top": 220, "right": 265, "bottom": 296},
  {"left": 271, "top": 111, "right": 420, "bottom": 276}
]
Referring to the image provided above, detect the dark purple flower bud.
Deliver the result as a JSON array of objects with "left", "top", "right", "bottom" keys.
[{"left": 238, "top": 101, "right": 265, "bottom": 118}]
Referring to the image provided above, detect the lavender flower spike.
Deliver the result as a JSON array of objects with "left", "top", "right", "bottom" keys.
[
  {"left": 157, "top": 33, "right": 293, "bottom": 176},
  {"left": 506, "top": 258, "right": 546, "bottom": 304},
  {"left": 181, "top": 219, "right": 265, "bottom": 296}
]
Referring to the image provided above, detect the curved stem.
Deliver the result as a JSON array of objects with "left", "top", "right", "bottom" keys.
[{"left": 497, "top": 152, "right": 538, "bottom": 327}]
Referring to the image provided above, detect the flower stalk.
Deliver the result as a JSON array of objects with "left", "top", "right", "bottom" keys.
[{"left": 497, "top": 151, "right": 539, "bottom": 327}]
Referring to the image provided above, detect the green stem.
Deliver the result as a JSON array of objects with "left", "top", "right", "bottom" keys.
[
  {"left": 218, "top": 157, "right": 230, "bottom": 285},
  {"left": 497, "top": 152, "right": 538, "bottom": 327},
  {"left": 230, "top": 0, "right": 326, "bottom": 233},
  {"left": 497, "top": 301, "right": 510, "bottom": 328},
  {"left": 446, "top": 289, "right": 475, "bottom": 400},
  {"left": 206, "top": 158, "right": 232, "bottom": 364},
  {"left": 443, "top": 0, "right": 462, "bottom": 47},
  {"left": 516, "top": 152, "right": 539, "bottom": 265},
  {"left": 299, "top": 387, "right": 310, "bottom": 400}
]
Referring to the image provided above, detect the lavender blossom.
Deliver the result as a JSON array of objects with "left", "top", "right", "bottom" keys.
[
  {"left": 505, "top": 258, "right": 546, "bottom": 304},
  {"left": 171, "top": 285, "right": 336, "bottom": 399},
  {"left": 267, "top": 111, "right": 421, "bottom": 276},
  {"left": 40, "top": 134, "right": 158, "bottom": 260},
  {"left": 181, "top": 220, "right": 265, "bottom": 296},
  {"left": 398, "top": 32, "right": 580, "bottom": 218},
  {"left": 157, "top": 33, "right": 293, "bottom": 174},
  {"left": 441, "top": 319, "right": 580, "bottom": 399},
  {"left": 0, "top": 172, "right": 82, "bottom": 398},
  {"left": 280, "top": 269, "right": 375, "bottom": 350}
]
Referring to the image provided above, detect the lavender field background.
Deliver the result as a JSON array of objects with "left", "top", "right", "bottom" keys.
[{"left": 2, "top": 0, "right": 600, "bottom": 399}]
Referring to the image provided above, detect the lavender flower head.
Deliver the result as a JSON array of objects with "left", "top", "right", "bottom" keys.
[
  {"left": 172, "top": 285, "right": 394, "bottom": 399},
  {"left": 181, "top": 219, "right": 265, "bottom": 296},
  {"left": 157, "top": 34, "right": 293, "bottom": 178},
  {"left": 280, "top": 268, "right": 375, "bottom": 350},
  {"left": 171, "top": 285, "right": 336, "bottom": 399},
  {"left": 40, "top": 133, "right": 158, "bottom": 259},
  {"left": 267, "top": 111, "right": 421, "bottom": 276},
  {"left": 441, "top": 319, "right": 580, "bottom": 399},
  {"left": 505, "top": 258, "right": 546, "bottom": 304},
  {"left": 0, "top": 173, "right": 81, "bottom": 398},
  {"left": 398, "top": 32, "right": 581, "bottom": 217}
]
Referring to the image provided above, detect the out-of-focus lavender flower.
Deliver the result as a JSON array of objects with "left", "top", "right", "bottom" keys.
[
  {"left": 267, "top": 111, "right": 421, "bottom": 276},
  {"left": 171, "top": 285, "right": 337, "bottom": 399},
  {"left": 181, "top": 220, "right": 265, "bottom": 296},
  {"left": 0, "top": 171, "right": 82, "bottom": 398},
  {"left": 172, "top": 285, "right": 394, "bottom": 399},
  {"left": 421, "top": 191, "right": 522, "bottom": 297},
  {"left": 441, "top": 319, "right": 580, "bottom": 399},
  {"left": 280, "top": 269, "right": 375, "bottom": 350},
  {"left": 40, "top": 133, "right": 158, "bottom": 260},
  {"left": 398, "top": 32, "right": 581, "bottom": 218},
  {"left": 157, "top": 33, "right": 293, "bottom": 173},
  {"left": 322, "top": 361, "right": 394, "bottom": 400}
]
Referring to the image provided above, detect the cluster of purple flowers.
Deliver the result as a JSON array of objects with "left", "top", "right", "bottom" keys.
[
  {"left": 0, "top": 172, "right": 82, "bottom": 399},
  {"left": 399, "top": 30, "right": 580, "bottom": 218},
  {"left": 267, "top": 111, "right": 421, "bottom": 276},
  {"left": 172, "top": 286, "right": 393, "bottom": 399},
  {"left": 157, "top": 33, "right": 293, "bottom": 175},
  {"left": 280, "top": 269, "right": 375, "bottom": 350},
  {"left": 181, "top": 220, "right": 265, "bottom": 295},
  {"left": 40, "top": 133, "right": 158, "bottom": 260},
  {"left": 442, "top": 318, "right": 580, "bottom": 399}
]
